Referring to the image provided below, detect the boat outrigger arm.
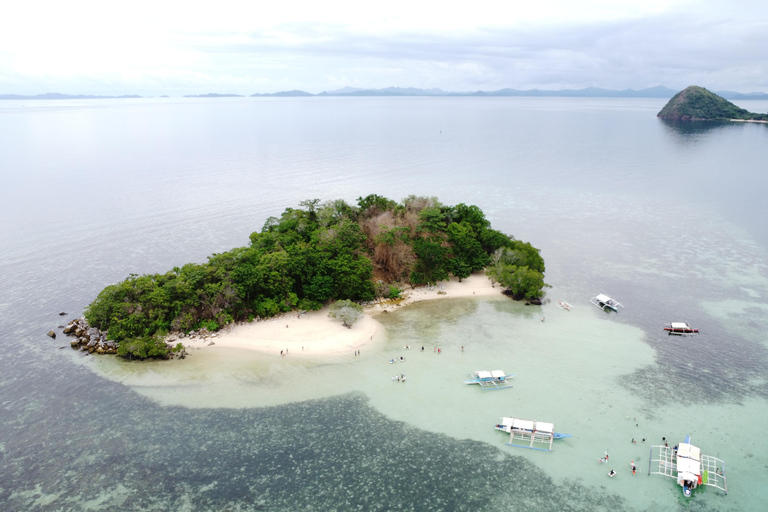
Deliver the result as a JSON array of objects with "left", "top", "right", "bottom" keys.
[
  {"left": 463, "top": 370, "right": 515, "bottom": 390},
  {"left": 648, "top": 437, "right": 727, "bottom": 496},
  {"left": 494, "top": 417, "right": 572, "bottom": 452}
]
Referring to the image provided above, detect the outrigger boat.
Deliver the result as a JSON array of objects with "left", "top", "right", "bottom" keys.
[
  {"left": 590, "top": 293, "right": 623, "bottom": 312},
  {"left": 649, "top": 435, "right": 727, "bottom": 497},
  {"left": 556, "top": 300, "right": 573, "bottom": 311},
  {"left": 494, "top": 417, "right": 572, "bottom": 452},
  {"left": 463, "top": 370, "right": 514, "bottom": 390},
  {"left": 664, "top": 322, "right": 699, "bottom": 335}
]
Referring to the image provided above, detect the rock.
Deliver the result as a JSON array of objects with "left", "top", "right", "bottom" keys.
[
  {"left": 70, "top": 340, "right": 81, "bottom": 348},
  {"left": 208, "top": 341, "right": 215, "bottom": 346},
  {"left": 47, "top": 330, "right": 56, "bottom": 339},
  {"left": 59, "top": 312, "right": 67, "bottom": 316}
]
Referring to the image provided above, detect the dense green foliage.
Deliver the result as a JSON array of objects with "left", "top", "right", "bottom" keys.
[
  {"left": 486, "top": 243, "right": 550, "bottom": 300},
  {"left": 658, "top": 86, "right": 768, "bottom": 121},
  {"left": 85, "top": 195, "right": 547, "bottom": 358}
]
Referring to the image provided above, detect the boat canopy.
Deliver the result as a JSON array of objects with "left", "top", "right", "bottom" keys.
[
  {"left": 475, "top": 371, "right": 492, "bottom": 380},
  {"left": 490, "top": 370, "right": 506, "bottom": 379},
  {"left": 678, "top": 443, "right": 701, "bottom": 460},
  {"left": 670, "top": 322, "right": 690, "bottom": 329},
  {"left": 535, "top": 422, "right": 554, "bottom": 434},
  {"left": 595, "top": 294, "right": 611, "bottom": 302}
]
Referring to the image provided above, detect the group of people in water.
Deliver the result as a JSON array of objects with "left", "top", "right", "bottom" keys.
[{"left": 602, "top": 436, "right": 671, "bottom": 478}]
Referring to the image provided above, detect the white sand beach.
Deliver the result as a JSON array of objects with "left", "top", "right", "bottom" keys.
[{"left": 194, "top": 272, "right": 503, "bottom": 356}]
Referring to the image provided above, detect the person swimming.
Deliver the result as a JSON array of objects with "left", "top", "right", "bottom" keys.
[{"left": 608, "top": 470, "right": 616, "bottom": 477}]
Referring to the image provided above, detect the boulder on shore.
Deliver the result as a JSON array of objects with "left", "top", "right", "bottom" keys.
[{"left": 47, "top": 330, "right": 56, "bottom": 339}]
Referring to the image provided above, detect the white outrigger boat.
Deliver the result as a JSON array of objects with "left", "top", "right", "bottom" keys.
[
  {"left": 463, "top": 370, "right": 514, "bottom": 390},
  {"left": 649, "top": 435, "right": 727, "bottom": 497},
  {"left": 664, "top": 322, "right": 699, "bottom": 335},
  {"left": 590, "top": 293, "right": 623, "bottom": 312},
  {"left": 494, "top": 417, "right": 572, "bottom": 452},
  {"left": 556, "top": 300, "right": 573, "bottom": 311}
]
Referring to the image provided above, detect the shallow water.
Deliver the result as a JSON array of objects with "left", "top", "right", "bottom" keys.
[{"left": 1, "top": 96, "right": 767, "bottom": 511}]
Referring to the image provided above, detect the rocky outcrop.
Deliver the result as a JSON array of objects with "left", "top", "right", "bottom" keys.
[
  {"left": 62, "top": 317, "right": 188, "bottom": 359},
  {"left": 63, "top": 318, "right": 118, "bottom": 354}
]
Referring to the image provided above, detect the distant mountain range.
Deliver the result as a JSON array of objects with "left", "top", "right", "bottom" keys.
[{"left": 2, "top": 87, "right": 767, "bottom": 100}]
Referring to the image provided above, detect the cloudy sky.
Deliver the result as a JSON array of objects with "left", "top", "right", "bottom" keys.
[{"left": 1, "top": 0, "right": 766, "bottom": 96}]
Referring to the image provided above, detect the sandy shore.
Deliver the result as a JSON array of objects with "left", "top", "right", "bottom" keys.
[{"left": 192, "top": 272, "right": 502, "bottom": 357}]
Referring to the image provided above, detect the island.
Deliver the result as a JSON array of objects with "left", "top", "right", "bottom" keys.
[
  {"left": 66, "top": 195, "right": 548, "bottom": 359},
  {"left": 657, "top": 85, "right": 768, "bottom": 122}
]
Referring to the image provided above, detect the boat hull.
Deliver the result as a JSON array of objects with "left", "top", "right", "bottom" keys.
[{"left": 664, "top": 328, "right": 699, "bottom": 334}]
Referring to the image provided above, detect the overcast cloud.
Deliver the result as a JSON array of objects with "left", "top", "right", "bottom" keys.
[{"left": 0, "top": 0, "right": 766, "bottom": 96}]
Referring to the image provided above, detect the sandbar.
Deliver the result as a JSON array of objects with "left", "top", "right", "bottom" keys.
[{"left": 187, "top": 272, "right": 502, "bottom": 357}]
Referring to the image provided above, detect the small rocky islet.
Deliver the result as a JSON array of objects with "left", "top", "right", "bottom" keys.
[{"left": 658, "top": 85, "right": 768, "bottom": 121}]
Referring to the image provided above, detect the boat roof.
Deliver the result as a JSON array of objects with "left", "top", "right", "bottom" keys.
[
  {"left": 500, "top": 417, "right": 554, "bottom": 433},
  {"left": 490, "top": 370, "right": 506, "bottom": 379},
  {"left": 670, "top": 322, "right": 690, "bottom": 328},
  {"left": 678, "top": 443, "right": 701, "bottom": 460},
  {"left": 513, "top": 419, "right": 535, "bottom": 431},
  {"left": 475, "top": 371, "right": 492, "bottom": 379},
  {"left": 595, "top": 294, "right": 612, "bottom": 301},
  {"left": 677, "top": 458, "right": 700, "bottom": 476}
]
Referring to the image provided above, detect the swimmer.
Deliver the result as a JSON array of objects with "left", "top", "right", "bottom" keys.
[
  {"left": 608, "top": 469, "right": 616, "bottom": 478},
  {"left": 631, "top": 461, "right": 636, "bottom": 475}
]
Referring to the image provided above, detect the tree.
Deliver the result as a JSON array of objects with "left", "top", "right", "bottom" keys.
[
  {"left": 486, "top": 247, "right": 549, "bottom": 300},
  {"left": 328, "top": 299, "right": 364, "bottom": 328}
]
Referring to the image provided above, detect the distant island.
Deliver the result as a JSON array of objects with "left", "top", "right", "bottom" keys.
[
  {"left": 658, "top": 86, "right": 768, "bottom": 122},
  {"left": 71, "top": 196, "right": 548, "bottom": 359}
]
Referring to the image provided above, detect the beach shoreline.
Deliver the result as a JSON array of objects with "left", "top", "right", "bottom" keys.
[{"left": 191, "top": 272, "right": 503, "bottom": 357}]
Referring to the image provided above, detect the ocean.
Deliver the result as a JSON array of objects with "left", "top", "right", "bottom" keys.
[{"left": 1, "top": 96, "right": 767, "bottom": 511}]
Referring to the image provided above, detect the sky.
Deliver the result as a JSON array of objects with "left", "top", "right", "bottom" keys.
[{"left": 1, "top": 0, "right": 766, "bottom": 96}]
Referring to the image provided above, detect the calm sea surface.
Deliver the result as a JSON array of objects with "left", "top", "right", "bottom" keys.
[{"left": 1, "top": 97, "right": 767, "bottom": 511}]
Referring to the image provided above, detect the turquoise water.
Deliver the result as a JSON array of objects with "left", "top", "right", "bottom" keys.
[{"left": 1, "top": 97, "right": 767, "bottom": 511}]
